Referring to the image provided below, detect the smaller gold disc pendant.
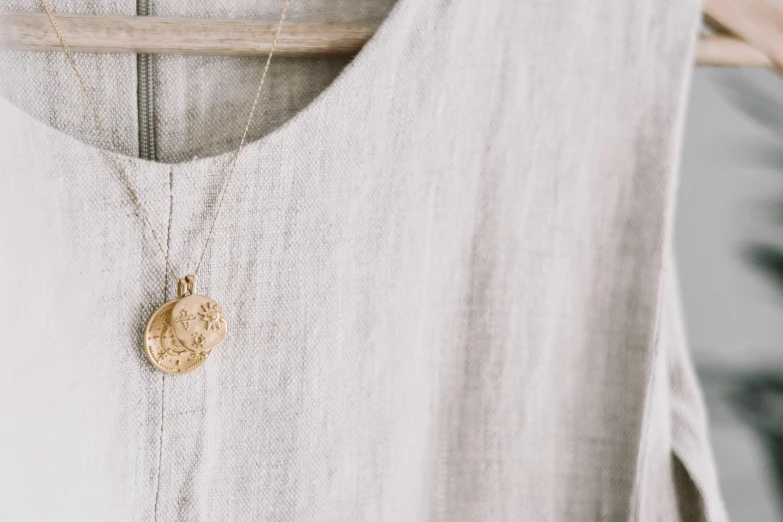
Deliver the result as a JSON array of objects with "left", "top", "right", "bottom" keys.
[{"left": 144, "top": 275, "right": 228, "bottom": 375}]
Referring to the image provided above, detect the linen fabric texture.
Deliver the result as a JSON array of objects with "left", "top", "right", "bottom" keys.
[{"left": 0, "top": 0, "right": 727, "bottom": 520}]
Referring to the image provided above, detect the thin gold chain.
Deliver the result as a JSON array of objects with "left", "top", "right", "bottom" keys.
[{"left": 39, "top": 0, "right": 292, "bottom": 281}]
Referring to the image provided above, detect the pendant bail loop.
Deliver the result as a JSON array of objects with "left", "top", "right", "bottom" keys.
[{"left": 177, "top": 274, "right": 197, "bottom": 299}]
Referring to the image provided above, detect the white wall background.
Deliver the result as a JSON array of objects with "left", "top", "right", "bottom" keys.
[
  {"left": 679, "top": 67, "right": 783, "bottom": 521},
  {"left": 680, "top": 69, "right": 783, "bottom": 369}
]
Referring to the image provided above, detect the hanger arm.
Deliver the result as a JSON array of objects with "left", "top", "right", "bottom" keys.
[
  {"left": 697, "top": 35, "right": 772, "bottom": 68},
  {"left": 704, "top": 0, "right": 783, "bottom": 69}
]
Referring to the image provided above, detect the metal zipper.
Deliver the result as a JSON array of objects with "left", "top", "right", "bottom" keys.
[{"left": 136, "top": 0, "right": 156, "bottom": 161}]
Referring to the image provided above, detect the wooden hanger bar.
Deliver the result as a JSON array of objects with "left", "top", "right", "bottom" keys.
[
  {"left": 704, "top": 0, "right": 783, "bottom": 69},
  {"left": 0, "top": 12, "right": 773, "bottom": 67},
  {"left": 697, "top": 35, "right": 773, "bottom": 68},
  {"left": 0, "top": 13, "right": 374, "bottom": 56}
]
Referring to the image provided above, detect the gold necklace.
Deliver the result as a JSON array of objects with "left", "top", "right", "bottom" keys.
[{"left": 40, "top": 0, "right": 292, "bottom": 374}]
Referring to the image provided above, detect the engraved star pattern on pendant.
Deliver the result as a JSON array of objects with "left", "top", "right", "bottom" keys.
[{"left": 199, "top": 302, "right": 225, "bottom": 331}]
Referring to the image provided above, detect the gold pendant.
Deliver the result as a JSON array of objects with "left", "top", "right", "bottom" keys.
[{"left": 144, "top": 275, "right": 227, "bottom": 375}]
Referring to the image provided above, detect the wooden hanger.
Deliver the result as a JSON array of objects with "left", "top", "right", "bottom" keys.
[
  {"left": 0, "top": 0, "right": 780, "bottom": 69},
  {"left": 703, "top": 0, "right": 783, "bottom": 69}
]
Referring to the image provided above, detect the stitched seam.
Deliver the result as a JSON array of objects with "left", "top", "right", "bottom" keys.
[
  {"left": 153, "top": 166, "right": 173, "bottom": 521},
  {"left": 627, "top": 266, "right": 667, "bottom": 521},
  {"left": 153, "top": 371, "right": 166, "bottom": 521}
]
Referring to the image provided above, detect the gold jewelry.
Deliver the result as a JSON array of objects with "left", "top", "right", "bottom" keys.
[
  {"left": 144, "top": 279, "right": 227, "bottom": 375},
  {"left": 40, "top": 0, "right": 292, "bottom": 374}
]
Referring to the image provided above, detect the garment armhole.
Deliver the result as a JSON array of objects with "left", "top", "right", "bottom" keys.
[
  {"left": 672, "top": 451, "right": 709, "bottom": 522},
  {"left": 663, "top": 255, "right": 728, "bottom": 522}
]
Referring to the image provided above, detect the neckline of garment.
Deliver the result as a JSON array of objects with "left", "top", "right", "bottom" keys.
[{"left": 0, "top": 0, "right": 420, "bottom": 171}]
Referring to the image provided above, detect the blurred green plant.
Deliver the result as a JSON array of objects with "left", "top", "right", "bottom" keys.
[
  {"left": 719, "top": 73, "right": 783, "bottom": 291},
  {"left": 719, "top": 70, "right": 783, "bottom": 514}
]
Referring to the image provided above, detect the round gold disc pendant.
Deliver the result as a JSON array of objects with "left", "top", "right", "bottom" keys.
[{"left": 143, "top": 275, "right": 228, "bottom": 375}]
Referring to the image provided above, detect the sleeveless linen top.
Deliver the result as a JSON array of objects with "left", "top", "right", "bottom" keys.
[{"left": 0, "top": 0, "right": 727, "bottom": 520}]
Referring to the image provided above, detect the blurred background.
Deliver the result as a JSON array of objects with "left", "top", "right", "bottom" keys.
[{"left": 680, "top": 66, "right": 783, "bottom": 521}]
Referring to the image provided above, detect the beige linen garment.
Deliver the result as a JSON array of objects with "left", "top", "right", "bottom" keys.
[{"left": 0, "top": 0, "right": 727, "bottom": 520}]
